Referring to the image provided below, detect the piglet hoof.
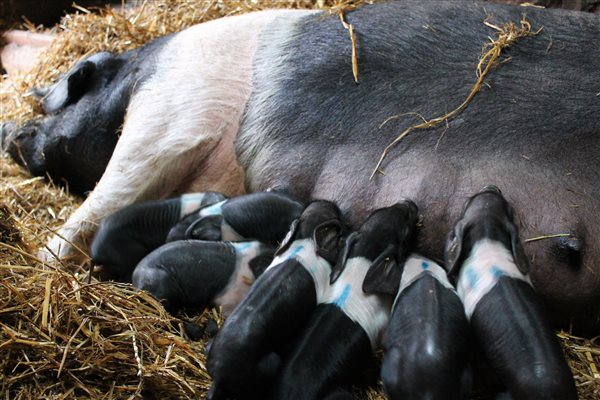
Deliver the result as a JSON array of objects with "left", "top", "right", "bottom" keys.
[{"left": 183, "top": 321, "right": 205, "bottom": 341}]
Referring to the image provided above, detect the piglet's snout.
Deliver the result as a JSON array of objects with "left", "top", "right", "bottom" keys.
[{"left": 2, "top": 121, "right": 45, "bottom": 171}]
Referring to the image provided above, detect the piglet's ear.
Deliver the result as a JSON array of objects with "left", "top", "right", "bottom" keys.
[
  {"left": 248, "top": 253, "right": 275, "bottom": 278},
  {"left": 330, "top": 232, "right": 359, "bottom": 284},
  {"left": 200, "top": 191, "right": 227, "bottom": 207},
  {"left": 445, "top": 220, "right": 466, "bottom": 282},
  {"left": 274, "top": 218, "right": 299, "bottom": 257},
  {"left": 362, "top": 244, "right": 400, "bottom": 295},
  {"left": 185, "top": 215, "right": 223, "bottom": 241},
  {"left": 314, "top": 220, "right": 343, "bottom": 264},
  {"left": 508, "top": 223, "right": 530, "bottom": 275}
]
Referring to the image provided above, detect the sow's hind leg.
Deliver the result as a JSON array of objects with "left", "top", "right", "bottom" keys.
[{"left": 38, "top": 13, "right": 286, "bottom": 263}]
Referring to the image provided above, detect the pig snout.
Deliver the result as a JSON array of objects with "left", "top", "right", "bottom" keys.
[
  {"left": 3, "top": 120, "right": 47, "bottom": 176},
  {"left": 0, "top": 121, "right": 15, "bottom": 152}
]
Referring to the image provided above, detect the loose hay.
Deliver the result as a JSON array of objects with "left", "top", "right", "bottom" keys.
[
  {"left": 371, "top": 15, "right": 542, "bottom": 178},
  {"left": 0, "top": 262, "right": 213, "bottom": 398},
  {"left": 0, "top": 1, "right": 599, "bottom": 399}
]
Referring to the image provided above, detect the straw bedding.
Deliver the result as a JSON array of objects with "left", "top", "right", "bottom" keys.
[{"left": 0, "top": 1, "right": 598, "bottom": 399}]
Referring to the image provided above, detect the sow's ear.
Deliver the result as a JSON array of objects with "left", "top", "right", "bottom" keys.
[
  {"left": 39, "top": 52, "right": 113, "bottom": 114},
  {"left": 274, "top": 218, "right": 299, "bottom": 257},
  {"left": 362, "top": 244, "right": 400, "bottom": 295},
  {"left": 330, "top": 232, "right": 359, "bottom": 284},
  {"left": 445, "top": 220, "right": 466, "bottom": 281},
  {"left": 185, "top": 215, "right": 224, "bottom": 241},
  {"left": 508, "top": 222, "right": 530, "bottom": 275}
]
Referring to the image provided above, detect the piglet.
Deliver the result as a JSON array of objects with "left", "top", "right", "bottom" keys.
[
  {"left": 207, "top": 200, "right": 345, "bottom": 400},
  {"left": 270, "top": 201, "right": 419, "bottom": 400},
  {"left": 91, "top": 191, "right": 226, "bottom": 281},
  {"left": 445, "top": 186, "right": 577, "bottom": 400},
  {"left": 92, "top": 191, "right": 303, "bottom": 281},
  {"left": 381, "top": 254, "right": 470, "bottom": 400},
  {"left": 132, "top": 239, "right": 275, "bottom": 316},
  {"left": 166, "top": 191, "right": 304, "bottom": 243}
]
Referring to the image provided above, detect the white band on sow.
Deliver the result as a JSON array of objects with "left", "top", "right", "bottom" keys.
[
  {"left": 324, "top": 257, "right": 391, "bottom": 348},
  {"left": 267, "top": 238, "right": 332, "bottom": 303},
  {"left": 457, "top": 239, "right": 531, "bottom": 319},
  {"left": 393, "top": 254, "right": 455, "bottom": 311}
]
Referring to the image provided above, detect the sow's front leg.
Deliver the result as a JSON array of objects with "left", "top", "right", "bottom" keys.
[{"left": 41, "top": 11, "right": 295, "bottom": 263}]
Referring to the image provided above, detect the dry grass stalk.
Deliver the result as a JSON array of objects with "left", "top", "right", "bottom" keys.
[
  {"left": 338, "top": 11, "right": 359, "bottom": 83},
  {"left": 0, "top": 261, "right": 213, "bottom": 399},
  {"left": 324, "top": 0, "right": 381, "bottom": 84},
  {"left": 370, "top": 16, "right": 542, "bottom": 179},
  {"left": 524, "top": 233, "right": 572, "bottom": 242},
  {"left": 0, "top": 1, "right": 599, "bottom": 399}
]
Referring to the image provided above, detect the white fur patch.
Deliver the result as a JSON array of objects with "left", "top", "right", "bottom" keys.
[
  {"left": 396, "top": 255, "right": 455, "bottom": 299},
  {"left": 268, "top": 238, "right": 332, "bottom": 303},
  {"left": 214, "top": 241, "right": 265, "bottom": 316},
  {"left": 181, "top": 199, "right": 244, "bottom": 241},
  {"left": 42, "top": 10, "right": 307, "bottom": 262},
  {"left": 198, "top": 201, "right": 244, "bottom": 241},
  {"left": 324, "top": 257, "right": 392, "bottom": 348},
  {"left": 197, "top": 200, "right": 226, "bottom": 217},
  {"left": 457, "top": 239, "right": 531, "bottom": 319},
  {"left": 179, "top": 192, "right": 212, "bottom": 217},
  {"left": 220, "top": 224, "right": 245, "bottom": 242}
]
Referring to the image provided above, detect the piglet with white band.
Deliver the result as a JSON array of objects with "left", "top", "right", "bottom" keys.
[
  {"left": 91, "top": 191, "right": 303, "bottom": 282},
  {"left": 270, "top": 201, "right": 418, "bottom": 400},
  {"left": 206, "top": 200, "right": 345, "bottom": 400},
  {"left": 132, "top": 239, "right": 275, "bottom": 316},
  {"left": 381, "top": 255, "right": 470, "bottom": 400},
  {"left": 91, "top": 191, "right": 226, "bottom": 281},
  {"left": 445, "top": 186, "right": 576, "bottom": 400},
  {"left": 166, "top": 191, "right": 304, "bottom": 244}
]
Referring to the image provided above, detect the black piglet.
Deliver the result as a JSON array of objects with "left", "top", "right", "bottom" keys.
[
  {"left": 381, "top": 254, "right": 470, "bottom": 400},
  {"left": 270, "top": 201, "right": 419, "bottom": 400},
  {"left": 445, "top": 186, "right": 577, "bottom": 400}
]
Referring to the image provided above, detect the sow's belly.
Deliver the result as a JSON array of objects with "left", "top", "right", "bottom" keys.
[
  {"left": 241, "top": 137, "right": 600, "bottom": 333},
  {"left": 235, "top": 3, "right": 600, "bottom": 332}
]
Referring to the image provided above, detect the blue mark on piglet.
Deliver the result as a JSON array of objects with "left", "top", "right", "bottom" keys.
[
  {"left": 421, "top": 261, "right": 429, "bottom": 270},
  {"left": 334, "top": 284, "right": 352, "bottom": 308},
  {"left": 235, "top": 242, "right": 253, "bottom": 252},
  {"left": 491, "top": 266, "right": 504, "bottom": 279},
  {"left": 289, "top": 245, "right": 304, "bottom": 259},
  {"left": 466, "top": 266, "right": 479, "bottom": 290}
]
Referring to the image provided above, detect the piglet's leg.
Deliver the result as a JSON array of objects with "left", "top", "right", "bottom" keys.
[{"left": 39, "top": 12, "right": 286, "bottom": 263}]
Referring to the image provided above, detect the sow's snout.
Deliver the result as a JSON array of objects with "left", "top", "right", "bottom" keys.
[
  {"left": 1, "top": 121, "right": 17, "bottom": 153},
  {"left": 2, "top": 120, "right": 47, "bottom": 176}
]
